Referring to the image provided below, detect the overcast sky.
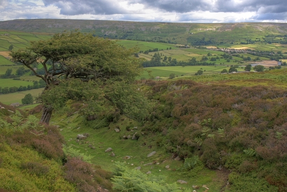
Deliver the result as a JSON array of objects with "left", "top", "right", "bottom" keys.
[{"left": 0, "top": 0, "right": 287, "bottom": 23}]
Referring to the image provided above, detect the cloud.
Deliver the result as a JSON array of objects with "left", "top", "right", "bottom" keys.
[
  {"left": 42, "top": 0, "right": 127, "bottom": 15},
  {"left": 135, "top": 0, "right": 210, "bottom": 13},
  {"left": 1, "top": 0, "right": 287, "bottom": 23}
]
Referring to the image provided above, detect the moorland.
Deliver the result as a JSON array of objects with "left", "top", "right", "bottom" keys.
[{"left": 0, "top": 19, "right": 287, "bottom": 192}]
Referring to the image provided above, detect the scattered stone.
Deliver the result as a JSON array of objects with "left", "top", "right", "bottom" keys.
[
  {"left": 124, "top": 156, "right": 131, "bottom": 159},
  {"left": 110, "top": 152, "right": 115, "bottom": 157},
  {"left": 192, "top": 185, "right": 199, "bottom": 189},
  {"left": 77, "top": 134, "right": 88, "bottom": 140},
  {"left": 132, "top": 132, "right": 139, "bottom": 140},
  {"left": 174, "top": 156, "right": 181, "bottom": 161},
  {"left": 8, "top": 110, "right": 14, "bottom": 113},
  {"left": 159, "top": 169, "right": 161, "bottom": 172},
  {"left": 60, "top": 129, "right": 63, "bottom": 131},
  {"left": 177, "top": 180, "right": 188, "bottom": 184},
  {"left": 122, "top": 135, "right": 128, "bottom": 139},
  {"left": 135, "top": 166, "right": 141, "bottom": 170},
  {"left": 147, "top": 151, "right": 156, "bottom": 157},
  {"left": 88, "top": 144, "right": 95, "bottom": 149},
  {"left": 131, "top": 163, "right": 134, "bottom": 166},
  {"left": 127, "top": 135, "right": 131, "bottom": 139},
  {"left": 193, "top": 190, "right": 197, "bottom": 192},
  {"left": 146, "top": 171, "right": 151, "bottom": 174},
  {"left": 144, "top": 162, "right": 153, "bottom": 166},
  {"left": 77, "top": 127, "right": 81, "bottom": 129},
  {"left": 165, "top": 165, "right": 170, "bottom": 169},
  {"left": 114, "top": 128, "right": 120, "bottom": 133},
  {"left": 202, "top": 185, "right": 209, "bottom": 190},
  {"left": 133, "top": 127, "right": 138, "bottom": 130},
  {"left": 105, "top": 147, "right": 113, "bottom": 152}
]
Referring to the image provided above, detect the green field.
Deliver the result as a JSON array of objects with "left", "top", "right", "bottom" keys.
[
  {"left": 0, "top": 30, "right": 51, "bottom": 51},
  {"left": 0, "top": 56, "right": 14, "bottom": 65},
  {"left": 118, "top": 40, "right": 176, "bottom": 51},
  {"left": 0, "top": 79, "right": 34, "bottom": 88},
  {"left": 0, "top": 88, "right": 43, "bottom": 104},
  {"left": 140, "top": 65, "right": 240, "bottom": 79}
]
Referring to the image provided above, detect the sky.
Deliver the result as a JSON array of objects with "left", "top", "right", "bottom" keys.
[{"left": 0, "top": 0, "right": 287, "bottom": 23}]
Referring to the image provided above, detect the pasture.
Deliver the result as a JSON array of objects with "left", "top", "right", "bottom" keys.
[
  {"left": 0, "top": 88, "right": 43, "bottom": 104},
  {"left": 117, "top": 40, "right": 176, "bottom": 51},
  {"left": 0, "top": 79, "right": 34, "bottom": 88},
  {"left": 0, "top": 55, "right": 14, "bottom": 65},
  {"left": 140, "top": 65, "right": 232, "bottom": 79}
]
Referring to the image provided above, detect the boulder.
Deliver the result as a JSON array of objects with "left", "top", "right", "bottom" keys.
[
  {"left": 77, "top": 134, "right": 88, "bottom": 140},
  {"left": 177, "top": 180, "right": 187, "bottom": 184},
  {"left": 110, "top": 152, "right": 115, "bottom": 157},
  {"left": 147, "top": 151, "right": 156, "bottom": 157},
  {"left": 114, "top": 128, "right": 120, "bottom": 133},
  {"left": 105, "top": 147, "right": 113, "bottom": 152}
]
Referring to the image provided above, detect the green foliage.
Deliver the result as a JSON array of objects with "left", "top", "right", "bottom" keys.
[
  {"left": 253, "top": 65, "right": 265, "bottom": 72},
  {"left": 181, "top": 156, "right": 203, "bottom": 171},
  {"left": 63, "top": 145, "right": 92, "bottom": 163},
  {"left": 22, "top": 93, "right": 33, "bottom": 104},
  {"left": 245, "top": 64, "right": 252, "bottom": 71},
  {"left": 169, "top": 73, "right": 176, "bottom": 79},
  {"left": 112, "top": 162, "right": 184, "bottom": 192},
  {"left": 221, "top": 68, "right": 228, "bottom": 73},
  {"left": 227, "top": 172, "right": 278, "bottom": 192}
]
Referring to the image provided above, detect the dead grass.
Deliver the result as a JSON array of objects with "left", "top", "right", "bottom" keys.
[{"left": 0, "top": 51, "right": 11, "bottom": 58}]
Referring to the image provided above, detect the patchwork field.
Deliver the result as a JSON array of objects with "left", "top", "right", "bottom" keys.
[{"left": 0, "top": 88, "right": 43, "bottom": 104}]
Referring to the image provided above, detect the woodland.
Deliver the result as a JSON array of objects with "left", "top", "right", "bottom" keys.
[{"left": 1, "top": 21, "right": 287, "bottom": 192}]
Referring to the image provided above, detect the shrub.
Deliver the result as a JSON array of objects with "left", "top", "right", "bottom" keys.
[
  {"left": 21, "top": 161, "right": 49, "bottom": 176},
  {"left": 64, "top": 157, "right": 113, "bottom": 192}
]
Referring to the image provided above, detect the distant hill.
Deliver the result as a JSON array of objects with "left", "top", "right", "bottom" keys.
[{"left": 1, "top": 19, "right": 287, "bottom": 46}]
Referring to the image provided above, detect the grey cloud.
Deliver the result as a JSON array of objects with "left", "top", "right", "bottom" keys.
[
  {"left": 42, "top": 0, "right": 126, "bottom": 15},
  {"left": 252, "top": 12, "right": 287, "bottom": 20},
  {"left": 214, "top": 0, "right": 287, "bottom": 13},
  {"left": 136, "top": 0, "right": 209, "bottom": 13}
]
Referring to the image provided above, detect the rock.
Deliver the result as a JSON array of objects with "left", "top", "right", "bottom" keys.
[
  {"left": 177, "top": 180, "right": 188, "bottom": 184},
  {"left": 114, "top": 128, "right": 120, "bottom": 133},
  {"left": 192, "top": 185, "right": 199, "bottom": 189},
  {"left": 144, "top": 162, "right": 153, "bottom": 166},
  {"left": 105, "top": 147, "right": 113, "bottom": 152},
  {"left": 135, "top": 166, "right": 141, "bottom": 170},
  {"left": 147, "top": 151, "right": 156, "bottom": 157},
  {"left": 122, "top": 135, "right": 128, "bottom": 139},
  {"left": 110, "top": 152, "right": 115, "bottom": 157},
  {"left": 174, "top": 156, "right": 181, "bottom": 161},
  {"left": 132, "top": 132, "right": 139, "bottom": 140},
  {"left": 88, "top": 144, "right": 95, "bottom": 149},
  {"left": 124, "top": 156, "right": 131, "bottom": 159},
  {"left": 127, "top": 135, "right": 131, "bottom": 139},
  {"left": 202, "top": 185, "right": 209, "bottom": 189},
  {"left": 77, "top": 134, "right": 88, "bottom": 140},
  {"left": 133, "top": 127, "right": 138, "bottom": 130},
  {"left": 165, "top": 165, "right": 170, "bottom": 169},
  {"left": 146, "top": 171, "right": 151, "bottom": 174}
]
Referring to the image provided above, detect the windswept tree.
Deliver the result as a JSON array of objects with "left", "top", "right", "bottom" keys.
[{"left": 11, "top": 31, "right": 149, "bottom": 124}]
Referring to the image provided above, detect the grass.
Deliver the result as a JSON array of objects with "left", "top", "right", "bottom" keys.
[
  {"left": 140, "top": 66, "right": 230, "bottom": 79},
  {"left": 118, "top": 40, "right": 176, "bottom": 51},
  {"left": 0, "top": 88, "right": 43, "bottom": 104},
  {"left": 0, "top": 66, "right": 21, "bottom": 75},
  {"left": 54, "top": 112, "right": 222, "bottom": 192},
  {"left": 0, "top": 79, "right": 34, "bottom": 88},
  {"left": 0, "top": 55, "right": 14, "bottom": 65}
]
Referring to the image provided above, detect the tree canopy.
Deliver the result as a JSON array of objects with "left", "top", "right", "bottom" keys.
[{"left": 11, "top": 31, "right": 149, "bottom": 124}]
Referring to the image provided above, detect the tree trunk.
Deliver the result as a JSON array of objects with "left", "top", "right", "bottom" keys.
[{"left": 40, "top": 106, "right": 53, "bottom": 125}]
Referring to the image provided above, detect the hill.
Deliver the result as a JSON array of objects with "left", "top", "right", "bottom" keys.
[{"left": 1, "top": 20, "right": 287, "bottom": 45}]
